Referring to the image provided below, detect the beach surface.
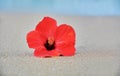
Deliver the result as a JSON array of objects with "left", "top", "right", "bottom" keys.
[{"left": 0, "top": 13, "right": 120, "bottom": 76}]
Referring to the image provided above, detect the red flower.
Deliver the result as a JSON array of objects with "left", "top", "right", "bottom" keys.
[{"left": 26, "top": 17, "right": 76, "bottom": 57}]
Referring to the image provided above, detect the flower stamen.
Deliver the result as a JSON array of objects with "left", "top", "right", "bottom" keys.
[
  {"left": 44, "top": 37, "right": 55, "bottom": 51},
  {"left": 48, "top": 37, "right": 54, "bottom": 45}
]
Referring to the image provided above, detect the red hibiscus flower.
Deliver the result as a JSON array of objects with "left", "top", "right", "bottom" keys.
[{"left": 26, "top": 17, "right": 76, "bottom": 58}]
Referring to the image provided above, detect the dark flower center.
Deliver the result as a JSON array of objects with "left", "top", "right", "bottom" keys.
[{"left": 44, "top": 38, "right": 55, "bottom": 51}]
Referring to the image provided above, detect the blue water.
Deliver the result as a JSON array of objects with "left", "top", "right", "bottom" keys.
[{"left": 0, "top": 0, "right": 120, "bottom": 16}]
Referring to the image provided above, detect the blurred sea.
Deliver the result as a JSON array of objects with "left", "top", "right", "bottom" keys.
[{"left": 0, "top": 0, "right": 120, "bottom": 16}]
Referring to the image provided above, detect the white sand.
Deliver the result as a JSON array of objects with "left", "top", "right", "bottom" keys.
[{"left": 0, "top": 13, "right": 120, "bottom": 76}]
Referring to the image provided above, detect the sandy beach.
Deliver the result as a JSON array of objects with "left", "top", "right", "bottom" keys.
[{"left": 0, "top": 13, "right": 120, "bottom": 76}]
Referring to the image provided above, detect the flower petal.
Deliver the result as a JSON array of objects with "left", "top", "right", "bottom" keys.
[
  {"left": 35, "top": 17, "right": 57, "bottom": 38},
  {"left": 26, "top": 30, "right": 45, "bottom": 49},
  {"left": 34, "top": 48, "right": 60, "bottom": 58},
  {"left": 54, "top": 24, "right": 75, "bottom": 45},
  {"left": 56, "top": 44, "right": 75, "bottom": 56}
]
